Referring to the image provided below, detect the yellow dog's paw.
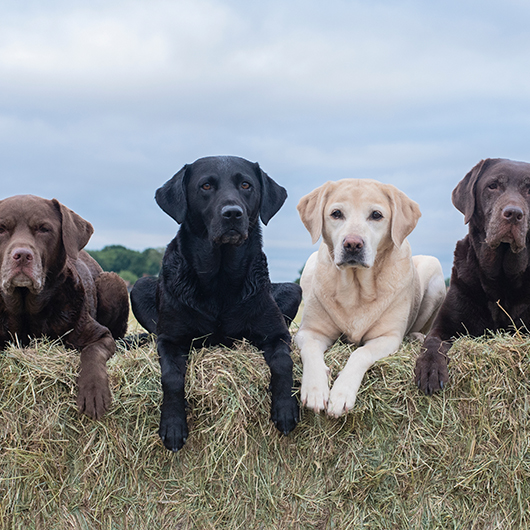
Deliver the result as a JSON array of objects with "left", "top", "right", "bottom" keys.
[
  {"left": 300, "top": 369, "right": 330, "bottom": 413},
  {"left": 327, "top": 378, "right": 357, "bottom": 418}
]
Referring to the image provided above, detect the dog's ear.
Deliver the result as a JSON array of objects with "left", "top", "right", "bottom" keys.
[
  {"left": 297, "top": 182, "right": 334, "bottom": 244},
  {"left": 155, "top": 165, "right": 189, "bottom": 224},
  {"left": 52, "top": 199, "right": 94, "bottom": 259},
  {"left": 384, "top": 185, "right": 421, "bottom": 247},
  {"left": 255, "top": 164, "right": 288, "bottom": 225},
  {"left": 452, "top": 159, "right": 493, "bottom": 224}
]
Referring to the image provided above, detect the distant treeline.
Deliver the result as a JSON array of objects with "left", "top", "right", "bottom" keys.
[{"left": 86, "top": 245, "right": 164, "bottom": 285}]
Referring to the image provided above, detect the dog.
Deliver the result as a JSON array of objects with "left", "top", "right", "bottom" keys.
[
  {"left": 415, "top": 158, "right": 530, "bottom": 394},
  {"left": 296, "top": 179, "right": 445, "bottom": 417},
  {"left": 130, "top": 156, "right": 302, "bottom": 451},
  {"left": 0, "top": 195, "right": 130, "bottom": 418}
]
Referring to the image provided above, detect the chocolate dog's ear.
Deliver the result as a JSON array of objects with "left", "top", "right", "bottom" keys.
[
  {"left": 384, "top": 184, "right": 421, "bottom": 247},
  {"left": 297, "top": 181, "right": 335, "bottom": 244},
  {"left": 52, "top": 199, "right": 94, "bottom": 259},
  {"left": 254, "top": 164, "right": 287, "bottom": 225},
  {"left": 155, "top": 165, "right": 189, "bottom": 224},
  {"left": 452, "top": 159, "right": 492, "bottom": 224}
]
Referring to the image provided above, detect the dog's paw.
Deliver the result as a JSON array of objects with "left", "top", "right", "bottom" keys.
[
  {"left": 271, "top": 394, "right": 299, "bottom": 435},
  {"left": 77, "top": 370, "right": 111, "bottom": 420},
  {"left": 300, "top": 368, "right": 330, "bottom": 413},
  {"left": 408, "top": 332, "right": 426, "bottom": 344},
  {"left": 414, "top": 351, "right": 448, "bottom": 395},
  {"left": 327, "top": 376, "right": 357, "bottom": 417},
  {"left": 159, "top": 409, "right": 189, "bottom": 452}
]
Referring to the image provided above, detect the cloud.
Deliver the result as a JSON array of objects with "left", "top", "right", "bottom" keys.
[
  {"left": 3, "top": 0, "right": 530, "bottom": 113},
  {"left": 1, "top": 0, "right": 530, "bottom": 281}
]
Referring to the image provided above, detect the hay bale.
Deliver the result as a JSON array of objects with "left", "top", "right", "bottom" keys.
[{"left": 1, "top": 332, "right": 530, "bottom": 529}]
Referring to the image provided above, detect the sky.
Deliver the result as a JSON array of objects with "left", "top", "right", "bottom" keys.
[{"left": 1, "top": 0, "right": 530, "bottom": 281}]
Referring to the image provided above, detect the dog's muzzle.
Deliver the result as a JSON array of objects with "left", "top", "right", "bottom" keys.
[
  {"left": 336, "top": 235, "right": 369, "bottom": 268},
  {"left": 212, "top": 205, "right": 249, "bottom": 246},
  {"left": 485, "top": 204, "right": 529, "bottom": 253},
  {"left": 1, "top": 246, "right": 45, "bottom": 294}
]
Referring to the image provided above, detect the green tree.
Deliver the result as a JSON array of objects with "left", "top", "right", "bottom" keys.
[{"left": 87, "top": 246, "right": 164, "bottom": 284}]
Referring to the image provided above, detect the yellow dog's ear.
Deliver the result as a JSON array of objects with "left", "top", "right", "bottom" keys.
[
  {"left": 297, "top": 181, "right": 335, "bottom": 244},
  {"left": 384, "top": 184, "right": 421, "bottom": 247}
]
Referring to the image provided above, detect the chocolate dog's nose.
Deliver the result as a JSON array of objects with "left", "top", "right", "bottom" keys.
[
  {"left": 221, "top": 205, "right": 243, "bottom": 220},
  {"left": 12, "top": 248, "right": 34, "bottom": 263},
  {"left": 502, "top": 206, "right": 524, "bottom": 223}
]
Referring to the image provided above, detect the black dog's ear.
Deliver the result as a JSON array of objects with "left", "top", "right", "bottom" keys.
[
  {"left": 155, "top": 165, "right": 189, "bottom": 224},
  {"left": 255, "top": 163, "right": 287, "bottom": 225},
  {"left": 452, "top": 159, "right": 495, "bottom": 224}
]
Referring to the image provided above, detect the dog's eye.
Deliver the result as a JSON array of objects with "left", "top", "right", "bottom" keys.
[
  {"left": 36, "top": 225, "right": 51, "bottom": 234},
  {"left": 241, "top": 182, "right": 251, "bottom": 190},
  {"left": 370, "top": 211, "right": 383, "bottom": 220},
  {"left": 488, "top": 182, "right": 498, "bottom": 190},
  {"left": 0, "top": 226, "right": 6, "bottom": 234},
  {"left": 331, "top": 210, "right": 343, "bottom": 219},
  {"left": 201, "top": 183, "right": 212, "bottom": 191}
]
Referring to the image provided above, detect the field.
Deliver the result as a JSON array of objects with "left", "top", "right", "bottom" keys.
[{"left": 1, "top": 322, "right": 530, "bottom": 529}]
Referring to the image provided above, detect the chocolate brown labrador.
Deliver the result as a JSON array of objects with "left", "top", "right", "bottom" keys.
[
  {"left": 415, "top": 158, "right": 530, "bottom": 394},
  {"left": 0, "top": 195, "right": 129, "bottom": 418}
]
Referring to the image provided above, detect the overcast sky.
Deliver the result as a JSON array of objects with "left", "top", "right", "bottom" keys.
[{"left": 1, "top": 0, "right": 530, "bottom": 281}]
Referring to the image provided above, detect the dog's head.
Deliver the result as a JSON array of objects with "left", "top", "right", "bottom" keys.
[
  {"left": 452, "top": 158, "right": 530, "bottom": 253},
  {"left": 155, "top": 156, "right": 287, "bottom": 246},
  {"left": 297, "top": 179, "right": 421, "bottom": 269},
  {"left": 0, "top": 195, "right": 93, "bottom": 295}
]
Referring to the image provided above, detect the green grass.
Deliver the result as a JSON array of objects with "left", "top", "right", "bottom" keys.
[{"left": 1, "top": 327, "right": 530, "bottom": 529}]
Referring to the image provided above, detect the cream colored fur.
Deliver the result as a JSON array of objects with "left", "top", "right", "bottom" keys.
[{"left": 295, "top": 179, "right": 445, "bottom": 417}]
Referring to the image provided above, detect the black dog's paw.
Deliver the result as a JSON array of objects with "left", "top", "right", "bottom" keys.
[
  {"left": 118, "top": 333, "right": 153, "bottom": 350},
  {"left": 271, "top": 395, "right": 299, "bottom": 435},
  {"left": 414, "top": 351, "right": 449, "bottom": 396},
  {"left": 159, "top": 409, "right": 189, "bottom": 452}
]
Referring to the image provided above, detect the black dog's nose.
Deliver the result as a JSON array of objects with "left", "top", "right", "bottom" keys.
[
  {"left": 502, "top": 206, "right": 524, "bottom": 223},
  {"left": 221, "top": 205, "right": 243, "bottom": 220}
]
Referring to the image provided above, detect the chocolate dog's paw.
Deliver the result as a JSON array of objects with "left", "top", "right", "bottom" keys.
[
  {"left": 159, "top": 410, "right": 189, "bottom": 452},
  {"left": 271, "top": 395, "right": 299, "bottom": 435},
  {"left": 414, "top": 351, "right": 449, "bottom": 396},
  {"left": 77, "top": 372, "right": 112, "bottom": 420}
]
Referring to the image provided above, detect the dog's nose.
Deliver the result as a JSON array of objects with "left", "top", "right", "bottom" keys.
[
  {"left": 12, "top": 248, "right": 34, "bottom": 263},
  {"left": 343, "top": 236, "right": 364, "bottom": 252},
  {"left": 502, "top": 206, "right": 524, "bottom": 223},
  {"left": 221, "top": 205, "right": 243, "bottom": 220}
]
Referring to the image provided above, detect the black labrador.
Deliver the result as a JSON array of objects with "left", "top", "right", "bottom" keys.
[
  {"left": 131, "top": 156, "right": 302, "bottom": 451},
  {"left": 415, "top": 158, "right": 530, "bottom": 394}
]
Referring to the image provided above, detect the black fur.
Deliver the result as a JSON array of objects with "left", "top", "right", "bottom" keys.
[{"left": 131, "top": 156, "right": 301, "bottom": 451}]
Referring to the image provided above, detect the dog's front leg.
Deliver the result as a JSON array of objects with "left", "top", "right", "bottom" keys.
[
  {"left": 77, "top": 332, "right": 115, "bottom": 420},
  {"left": 261, "top": 338, "right": 299, "bottom": 435},
  {"left": 157, "top": 335, "right": 189, "bottom": 452},
  {"left": 327, "top": 334, "right": 403, "bottom": 417},
  {"left": 296, "top": 330, "right": 335, "bottom": 413},
  {"left": 414, "top": 333, "right": 452, "bottom": 395}
]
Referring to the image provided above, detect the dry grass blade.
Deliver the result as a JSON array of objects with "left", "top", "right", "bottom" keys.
[{"left": 1, "top": 331, "right": 530, "bottom": 529}]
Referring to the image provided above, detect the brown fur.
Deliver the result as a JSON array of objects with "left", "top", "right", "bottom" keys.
[
  {"left": 0, "top": 195, "right": 129, "bottom": 419},
  {"left": 415, "top": 158, "right": 530, "bottom": 395}
]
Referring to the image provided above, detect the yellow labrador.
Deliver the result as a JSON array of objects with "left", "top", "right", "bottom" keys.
[{"left": 296, "top": 179, "right": 445, "bottom": 417}]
